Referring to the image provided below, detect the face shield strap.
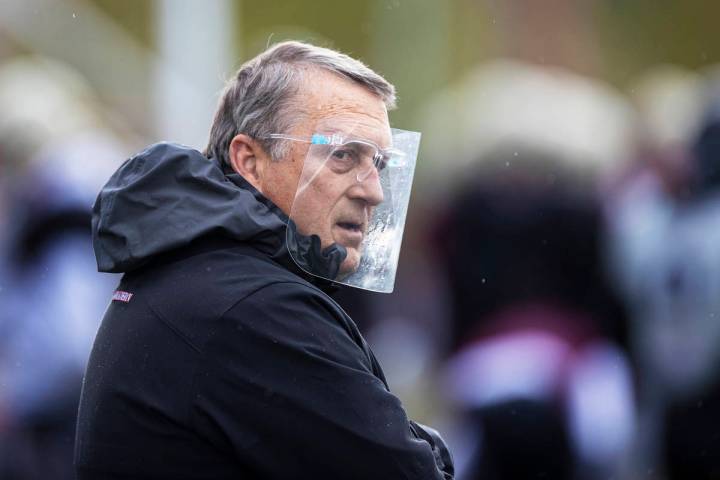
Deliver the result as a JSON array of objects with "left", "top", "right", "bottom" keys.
[{"left": 286, "top": 219, "right": 347, "bottom": 281}]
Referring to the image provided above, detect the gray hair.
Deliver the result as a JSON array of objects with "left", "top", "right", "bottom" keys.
[{"left": 205, "top": 41, "right": 396, "bottom": 166}]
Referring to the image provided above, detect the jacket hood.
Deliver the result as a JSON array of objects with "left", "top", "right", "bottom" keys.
[{"left": 92, "top": 142, "right": 345, "bottom": 280}]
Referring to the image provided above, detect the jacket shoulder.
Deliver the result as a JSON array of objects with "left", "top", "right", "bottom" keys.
[
  {"left": 223, "top": 278, "right": 368, "bottom": 359},
  {"left": 124, "top": 243, "right": 307, "bottom": 351}
]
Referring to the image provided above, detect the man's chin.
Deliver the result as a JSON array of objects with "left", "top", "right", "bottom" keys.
[{"left": 337, "top": 248, "right": 361, "bottom": 279}]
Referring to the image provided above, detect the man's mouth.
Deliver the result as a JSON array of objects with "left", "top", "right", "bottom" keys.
[
  {"left": 334, "top": 221, "right": 365, "bottom": 245},
  {"left": 337, "top": 221, "right": 362, "bottom": 232}
]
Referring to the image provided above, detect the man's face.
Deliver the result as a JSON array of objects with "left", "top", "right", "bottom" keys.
[{"left": 260, "top": 70, "right": 391, "bottom": 276}]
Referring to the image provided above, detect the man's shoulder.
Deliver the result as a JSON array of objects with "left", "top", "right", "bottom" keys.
[
  {"left": 110, "top": 238, "right": 366, "bottom": 364},
  {"left": 215, "top": 278, "right": 370, "bottom": 366},
  {"left": 123, "top": 241, "right": 315, "bottom": 349}
]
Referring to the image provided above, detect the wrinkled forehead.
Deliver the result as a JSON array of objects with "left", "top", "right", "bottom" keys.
[{"left": 296, "top": 70, "right": 393, "bottom": 148}]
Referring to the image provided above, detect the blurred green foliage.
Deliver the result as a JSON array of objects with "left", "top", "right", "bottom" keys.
[
  {"left": 93, "top": 0, "right": 153, "bottom": 47},
  {"left": 82, "top": 0, "right": 720, "bottom": 129}
]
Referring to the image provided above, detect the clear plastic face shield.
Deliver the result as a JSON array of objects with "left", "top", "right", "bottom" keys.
[{"left": 271, "top": 122, "right": 420, "bottom": 293}]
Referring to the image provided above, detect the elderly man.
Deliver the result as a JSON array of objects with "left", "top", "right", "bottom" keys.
[{"left": 75, "top": 41, "right": 453, "bottom": 479}]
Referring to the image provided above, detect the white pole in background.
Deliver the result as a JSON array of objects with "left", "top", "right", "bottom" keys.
[{"left": 154, "top": 0, "right": 236, "bottom": 150}]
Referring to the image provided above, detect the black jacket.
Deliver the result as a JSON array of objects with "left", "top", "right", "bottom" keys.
[{"left": 75, "top": 143, "right": 453, "bottom": 479}]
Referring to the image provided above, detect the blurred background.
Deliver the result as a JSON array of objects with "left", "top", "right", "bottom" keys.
[{"left": 2, "top": 0, "right": 720, "bottom": 478}]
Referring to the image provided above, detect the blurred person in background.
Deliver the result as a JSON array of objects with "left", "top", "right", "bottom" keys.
[
  {"left": 439, "top": 151, "right": 634, "bottom": 480},
  {"left": 419, "top": 60, "right": 637, "bottom": 480},
  {"left": 606, "top": 68, "right": 720, "bottom": 479},
  {"left": 0, "top": 56, "right": 125, "bottom": 479}
]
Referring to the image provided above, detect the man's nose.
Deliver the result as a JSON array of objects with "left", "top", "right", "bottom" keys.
[{"left": 347, "top": 168, "right": 384, "bottom": 206}]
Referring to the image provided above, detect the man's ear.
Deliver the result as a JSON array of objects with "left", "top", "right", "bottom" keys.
[{"left": 228, "top": 134, "right": 267, "bottom": 191}]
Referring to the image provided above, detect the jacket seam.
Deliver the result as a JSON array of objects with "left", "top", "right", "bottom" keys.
[
  {"left": 143, "top": 296, "right": 202, "bottom": 354},
  {"left": 217, "top": 279, "right": 319, "bottom": 320},
  {"left": 211, "top": 279, "right": 373, "bottom": 379}
]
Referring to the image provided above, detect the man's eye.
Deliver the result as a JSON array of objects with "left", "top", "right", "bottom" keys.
[
  {"left": 374, "top": 155, "right": 388, "bottom": 171},
  {"left": 329, "top": 149, "right": 357, "bottom": 171},
  {"left": 332, "top": 149, "right": 353, "bottom": 161}
]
